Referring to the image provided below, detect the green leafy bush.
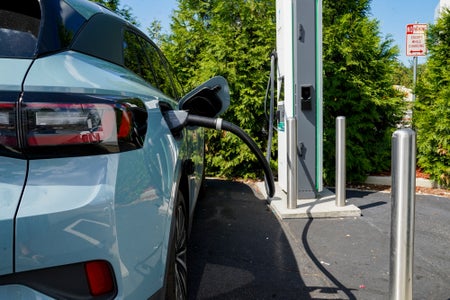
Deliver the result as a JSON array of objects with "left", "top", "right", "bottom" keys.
[
  {"left": 322, "top": 0, "right": 404, "bottom": 184},
  {"left": 415, "top": 11, "right": 450, "bottom": 187}
]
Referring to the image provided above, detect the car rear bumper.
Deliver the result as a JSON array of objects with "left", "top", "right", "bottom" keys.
[{"left": 0, "top": 284, "right": 55, "bottom": 300}]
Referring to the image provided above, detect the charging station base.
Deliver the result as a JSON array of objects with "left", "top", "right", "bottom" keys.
[{"left": 259, "top": 182, "right": 361, "bottom": 219}]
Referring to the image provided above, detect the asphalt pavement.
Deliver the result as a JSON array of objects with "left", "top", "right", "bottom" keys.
[{"left": 188, "top": 179, "right": 450, "bottom": 300}]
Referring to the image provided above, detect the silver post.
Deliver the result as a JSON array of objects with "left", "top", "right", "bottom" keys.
[
  {"left": 287, "top": 117, "right": 297, "bottom": 209},
  {"left": 412, "top": 56, "right": 417, "bottom": 102},
  {"left": 389, "top": 129, "right": 416, "bottom": 300},
  {"left": 335, "top": 116, "right": 346, "bottom": 207}
]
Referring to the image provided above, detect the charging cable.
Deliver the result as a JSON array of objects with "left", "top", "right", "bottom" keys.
[{"left": 163, "top": 109, "right": 275, "bottom": 197}]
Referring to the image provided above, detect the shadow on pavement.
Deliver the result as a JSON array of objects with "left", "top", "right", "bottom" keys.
[
  {"left": 188, "top": 179, "right": 314, "bottom": 299},
  {"left": 301, "top": 218, "right": 358, "bottom": 300}
]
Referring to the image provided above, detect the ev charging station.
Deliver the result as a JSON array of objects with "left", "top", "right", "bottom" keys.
[
  {"left": 270, "top": 0, "right": 361, "bottom": 218},
  {"left": 276, "top": 0, "right": 323, "bottom": 198}
]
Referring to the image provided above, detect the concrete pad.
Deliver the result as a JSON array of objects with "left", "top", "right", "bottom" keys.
[{"left": 258, "top": 182, "right": 361, "bottom": 219}]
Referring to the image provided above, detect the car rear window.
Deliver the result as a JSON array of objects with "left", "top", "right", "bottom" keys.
[{"left": 0, "top": 1, "right": 41, "bottom": 58}]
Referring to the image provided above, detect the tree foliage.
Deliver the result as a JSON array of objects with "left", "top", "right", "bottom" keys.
[
  {"left": 415, "top": 10, "right": 450, "bottom": 186},
  {"left": 322, "top": 0, "right": 404, "bottom": 183},
  {"left": 391, "top": 60, "right": 428, "bottom": 89},
  {"left": 147, "top": 20, "right": 164, "bottom": 46},
  {"left": 392, "top": 61, "right": 413, "bottom": 88},
  {"left": 162, "top": 0, "right": 276, "bottom": 178},
  {"left": 91, "top": 0, "right": 137, "bottom": 24}
]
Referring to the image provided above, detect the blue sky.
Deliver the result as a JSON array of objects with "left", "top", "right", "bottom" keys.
[{"left": 121, "top": 0, "right": 438, "bottom": 66}]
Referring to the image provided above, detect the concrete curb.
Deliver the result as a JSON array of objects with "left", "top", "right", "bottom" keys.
[{"left": 365, "top": 176, "right": 437, "bottom": 188}]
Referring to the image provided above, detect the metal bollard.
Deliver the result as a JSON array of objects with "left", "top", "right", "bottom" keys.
[
  {"left": 335, "top": 116, "right": 346, "bottom": 207},
  {"left": 389, "top": 129, "right": 416, "bottom": 300},
  {"left": 287, "top": 117, "right": 297, "bottom": 209}
]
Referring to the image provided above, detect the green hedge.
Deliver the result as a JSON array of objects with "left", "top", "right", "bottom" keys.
[{"left": 414, "top": 11, "right": 450, "bottom": 187}]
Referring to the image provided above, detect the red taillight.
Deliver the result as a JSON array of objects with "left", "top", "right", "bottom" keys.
[
  {"left": 0, "top": 93, "right": 147, "bottom": 158},
  {"left": 117, "top": 109, "right": 132, "bottom": 139},
  {"left": 25, "top": 102, "right": 121, "bottom": 146},
  {"left": 85, "top": 260, "right": 115, "bottom": 296}
]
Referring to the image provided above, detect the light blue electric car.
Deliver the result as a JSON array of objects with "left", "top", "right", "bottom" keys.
[{"left": 0, "top": 0, "right": 230, "bottom": 299}]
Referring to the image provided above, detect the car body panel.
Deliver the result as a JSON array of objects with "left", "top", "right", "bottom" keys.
[
  {"left": 0, "top": 59, "right": 32, "bottom": 91},
  {"left": 0, "top": 158, "right": 27, "bottom": 275},
  {"left": 0, "top": 284, "right": 54, "bottom": 300}
]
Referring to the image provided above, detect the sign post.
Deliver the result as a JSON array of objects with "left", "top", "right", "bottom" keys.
[{"left": 406, "top": 23, "right": 427, "bottom": 102}]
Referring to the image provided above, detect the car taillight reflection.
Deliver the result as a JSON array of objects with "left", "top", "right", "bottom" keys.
[
  {"left": 25, "top": 103, "right": 118, "bottom": 146},
  {"left": 0, "top": 102, "right": 17, "bottom": 147}
]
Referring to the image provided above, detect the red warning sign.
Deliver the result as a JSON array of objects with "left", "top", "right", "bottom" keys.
[{"left": 406, "top": 24, "right": 427, "bottom": 56}]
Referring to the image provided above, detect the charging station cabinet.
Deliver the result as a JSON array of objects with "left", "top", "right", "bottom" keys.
[
  {"left": 294, "top": 0, "right": 322, "bottom": 199},
  {"left": 276, "top": 0, "right": 323, "bottom": 200},
  {"left": 271, "top": 0, "right": 361, "bottom": 218}
]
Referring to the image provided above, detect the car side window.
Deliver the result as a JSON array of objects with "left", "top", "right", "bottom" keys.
[
  {"left": 160, "top": 54, "right": 184, "bottom": 99},
  {"left": 123, "top": 30, "right": 180, "bottom": 100},
  {"left": 123, "top": 31, "right": 158, "bottom": 89},
  {"left": 141, "top": 40, "right": 177, "bottom": 99}
]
